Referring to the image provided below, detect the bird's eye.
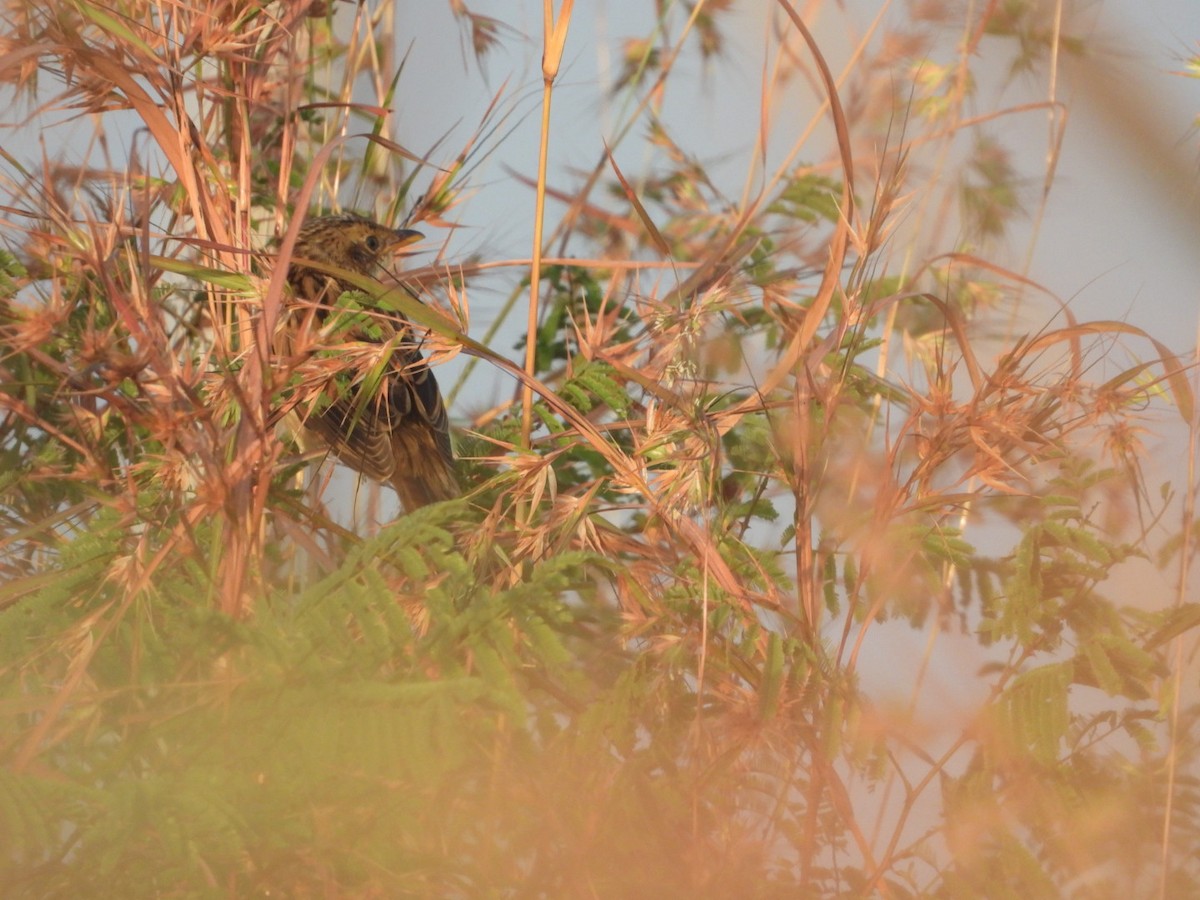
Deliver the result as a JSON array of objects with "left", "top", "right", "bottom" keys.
[{"left": 364, "top": 234, "right": 381, "bottom": 253}]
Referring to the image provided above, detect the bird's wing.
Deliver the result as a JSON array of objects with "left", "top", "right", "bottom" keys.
[
  {"left": 305, "top": 335, "right": 458, "bottom": 507},
  {"left": 387, "top": 346, "right": 454, "bottom": 464},
  {"left": 304, "top": 382, "right": 398, "bottom": 487}
]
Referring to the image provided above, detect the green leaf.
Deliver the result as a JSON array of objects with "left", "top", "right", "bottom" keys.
[
  {"left": 758, "top": 631, "right": 785, "bottom": 720},
  {"left": 998, "top": 663, "right": 1071, "bottom": 764}
]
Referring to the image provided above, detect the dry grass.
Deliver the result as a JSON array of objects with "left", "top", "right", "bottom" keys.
[{"left": 0, "top": 0, "right": 1197, "bottom": 896}]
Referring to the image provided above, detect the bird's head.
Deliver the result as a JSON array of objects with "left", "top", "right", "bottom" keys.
[{"left": 294, "top": 213, "right": 424, "bottom": 275}]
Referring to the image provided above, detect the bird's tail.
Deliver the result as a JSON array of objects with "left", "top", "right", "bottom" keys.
[{"left": 389, "top": 427, "right": 459, "bottom": 513}]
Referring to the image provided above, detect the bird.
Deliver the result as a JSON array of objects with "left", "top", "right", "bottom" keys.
[{"left": 284, "top": 212, "right": 458, "bottom": 511}]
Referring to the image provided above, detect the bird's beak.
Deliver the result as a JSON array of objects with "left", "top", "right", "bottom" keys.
[{"left": 391, "top": 228, "right": 424, "bottom": 252}]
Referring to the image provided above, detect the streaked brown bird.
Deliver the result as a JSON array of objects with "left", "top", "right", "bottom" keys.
[{"left": 285, "top": 212, "right": 458, "bottom": 511}]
